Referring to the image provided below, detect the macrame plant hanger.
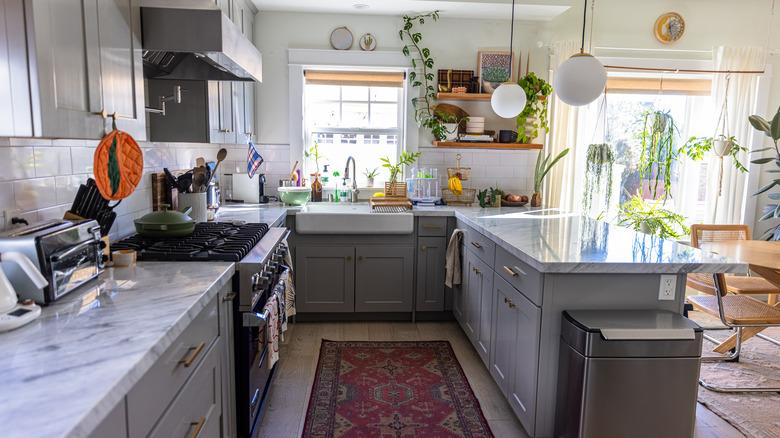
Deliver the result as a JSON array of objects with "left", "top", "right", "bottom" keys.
[{"left": 710, "top": 75, "right": 733, "bottom": 224}]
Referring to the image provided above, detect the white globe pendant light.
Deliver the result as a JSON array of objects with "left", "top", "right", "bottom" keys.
[
  {"left": 490, "top": 0, "right": 527, "bottom": 118},
  {"left": 554, "top": 0, "right": 606, "bottom": 107}
]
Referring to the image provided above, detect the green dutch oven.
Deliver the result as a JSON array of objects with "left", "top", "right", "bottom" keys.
[{"left": 133, "top": 206, "right": 195, "bottom": 237}]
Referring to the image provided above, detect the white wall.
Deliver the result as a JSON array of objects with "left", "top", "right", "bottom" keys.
[
  {"left": 544, "top": 0, "right": 780, "bottom": 236},
  {"left": 254, "top": 11, "right": 549, "bottom": 195}
]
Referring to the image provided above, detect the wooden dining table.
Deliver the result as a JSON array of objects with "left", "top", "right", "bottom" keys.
[{"left": 699, "top": 240, "right": 780, "bottom": 352}]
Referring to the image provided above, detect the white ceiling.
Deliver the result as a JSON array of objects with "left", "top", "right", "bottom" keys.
[{"left": 251, "top": 0, "right": 571, "bottom": 21}]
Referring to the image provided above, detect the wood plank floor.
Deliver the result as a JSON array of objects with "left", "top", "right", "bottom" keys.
[{"left": 256, "top": 321, "right": 743, "bottom": 438}]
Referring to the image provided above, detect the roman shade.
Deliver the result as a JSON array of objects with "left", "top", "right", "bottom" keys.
[
  {"left": 606, "top": 77, "right": 711, "bottom": 95},
  {"left": 304, "top": 70, "right": 404, "bottom": 87}
]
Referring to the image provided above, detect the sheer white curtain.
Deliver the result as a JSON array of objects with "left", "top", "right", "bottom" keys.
[
  {"left": 705, "top": 46, "right": 766, "bottom": 224},
  {"left": 544, "top": 40, "right": 582, "bottom": 210}
]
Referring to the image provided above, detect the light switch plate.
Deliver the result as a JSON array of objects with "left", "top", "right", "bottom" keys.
[{"left": 659, "top": 275, "right": 676, "bottom": 300}]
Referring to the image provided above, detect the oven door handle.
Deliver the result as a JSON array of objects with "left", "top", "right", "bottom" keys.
[
  {"left": 49, "top": 239, "right": 98, "bottom": 262},
  {"left": 243, "top": 308, "right": 270, "bottom": 327}
]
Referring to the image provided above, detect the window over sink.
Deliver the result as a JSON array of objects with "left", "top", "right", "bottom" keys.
[{"left": 303, "top": 70, "right": 405, "bottom": 188}]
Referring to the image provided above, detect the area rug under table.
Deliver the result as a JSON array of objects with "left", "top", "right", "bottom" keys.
[{"left": 302, "top": 340, "right": 493, "bottom": 438}]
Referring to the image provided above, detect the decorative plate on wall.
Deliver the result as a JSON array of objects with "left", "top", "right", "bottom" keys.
[
  {"left": 359, "top": 33, "right": 377, "bottom": 51},
  {"left": 654, "top": 12, "right": 685, "bottom": 44},
  {"left": 330, "top": 26, "right": 354, "bottom": 50}
]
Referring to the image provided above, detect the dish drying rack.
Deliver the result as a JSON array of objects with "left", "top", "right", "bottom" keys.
[
  {"left": 442, "top": 154, "right": 476, "bottom": 205},
  {"left": 369, "top": 196, "right": 412, "bottom": 213}
]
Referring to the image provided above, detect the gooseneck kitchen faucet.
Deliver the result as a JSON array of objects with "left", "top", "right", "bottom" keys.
[{"left": 344, "top": 156, "right": 359, "bottom": 202}]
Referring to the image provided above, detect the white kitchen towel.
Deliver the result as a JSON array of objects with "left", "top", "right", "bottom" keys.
[
  {"left": 284, "top": 249, "right": 294, "bottom": 272},
  {"left": 445, "top": 229, "right": 464, "bottom": 288},
  {"left": 282, "top": 268, "right": 296, "bottom": 317},
  {"left": 264, "top": 294, "right": 279, "bottom": 369}
]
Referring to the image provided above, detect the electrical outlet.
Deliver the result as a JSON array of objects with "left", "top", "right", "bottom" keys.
[{"left": 658, "top": 275, "right": 676, "bottom": 300}]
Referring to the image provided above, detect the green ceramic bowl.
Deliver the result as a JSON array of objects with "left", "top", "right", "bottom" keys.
[{"left": 278, "top": 187, "right": 311, "bottom": 206}]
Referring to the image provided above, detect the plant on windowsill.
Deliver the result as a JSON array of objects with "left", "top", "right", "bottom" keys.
[
  {"left": 583, "top": 143, "right": 615, "bottom": 215},
  {"left": 400, "top": 11, "right": 448, "bottom": 141},
  {"left": 380, "top": 151, "right": 421, "bottom": 197},
  {"left": 639, "top": 110, "right": 679, "bottom": 201},
  {"left": 304, "top": 141, "right": 324, "bottom": 202},
  {"left": 618, "top": 194, "right": 690, "bottom": 239},
  {"left": 532, "top": 148, "right": 570, "bottom": 207},
  {"left": 516, "top": 72, "right": 553, "bottom": 143},
  {"left": 748, "top": 107, "right": 780, "bottom": 240},
  {"left": 363, "top": 168, "right": 379, "bottom": 188}
]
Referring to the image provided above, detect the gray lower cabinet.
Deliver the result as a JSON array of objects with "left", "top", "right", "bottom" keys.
[
  {"left": 3, "top": 0, "right": 145, "bottom": 139},
  {"left": 91, "top": 398, "right": 128, "bottom": 438},
  {"left": 355, "top": 246, "right": 414, "bottom": 312},
  {"left": 219, "top": 289, "right": 237, "bottom": 438},
  {"left": 416, "top": 236, "right": 447, "bottom": 312},
  {"left": 491, "top": 274, "right": 541, "bottom": 435},
  {"left": 463, "top": 249, "right": 493, "bottom": 365},
  {"left": 296, "top": 246, "right": 355, "bottom": 313}
]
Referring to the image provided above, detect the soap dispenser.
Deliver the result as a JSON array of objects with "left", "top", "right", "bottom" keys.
[{"left": 0, "top": 252, "right": 48, "bottom": 332}]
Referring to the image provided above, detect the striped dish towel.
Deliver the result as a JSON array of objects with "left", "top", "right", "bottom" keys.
[{"left": 247, "top": 141, "right": 264, "bottom": 177}]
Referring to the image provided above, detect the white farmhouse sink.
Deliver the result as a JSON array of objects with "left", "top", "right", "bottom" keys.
[{"left": 295, "top": 203, "right": 414, "bottom": 234}]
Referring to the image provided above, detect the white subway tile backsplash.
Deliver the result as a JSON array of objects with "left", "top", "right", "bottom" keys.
[
  {"left": 0, "top": 147, "right": 35, "bottom": 181},
  {"left": 35, "top": 147, "right": 72, "bottom": 177},
  {"left": 55, "top": 175, "right": 86, "bottom": 205},
  {"left": 14, "top": 177, "right": 57, "bottom": 211},
  {"left": 71, "top": 147, "right": 96, "bottom": 174},
  {"left": 0, "top": 182, "right": 13, "bottom": 208}
]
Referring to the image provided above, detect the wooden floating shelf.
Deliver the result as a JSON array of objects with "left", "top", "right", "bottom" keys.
[
  {"left": 433, "top": 141, "right": 543, "bottom": 150},
  {"left": 436, "top": 92, "right": 492, "bottom": 101}
]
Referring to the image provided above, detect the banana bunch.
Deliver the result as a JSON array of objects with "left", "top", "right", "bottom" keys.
[{"left": 448, "top": 176, "right": 463, "bottom": 195}]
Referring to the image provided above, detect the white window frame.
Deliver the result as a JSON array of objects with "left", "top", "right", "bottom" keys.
[{"left": 288, "top": 49, "right": 415, "bottom": 190}]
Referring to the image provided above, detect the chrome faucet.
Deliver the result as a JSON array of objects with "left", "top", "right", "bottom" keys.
[{"left": 344, "top": 156, "right": 359, "bottom": 202}]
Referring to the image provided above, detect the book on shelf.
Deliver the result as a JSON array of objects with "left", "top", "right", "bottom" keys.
[{"left": 458, "top": 134, "right": 494, "bottom": 142}]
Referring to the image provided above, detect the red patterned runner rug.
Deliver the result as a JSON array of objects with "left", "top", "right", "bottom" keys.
[{"left": 302, "top": 340, "right": 494, "bottom": 438}]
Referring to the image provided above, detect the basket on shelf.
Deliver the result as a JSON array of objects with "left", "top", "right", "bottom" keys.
[
  {"left": 442, "top": 188, "right": 476, "bottom": 205},
  {"left": 384, "top": 181, "right": 407, "bottom": 198}
]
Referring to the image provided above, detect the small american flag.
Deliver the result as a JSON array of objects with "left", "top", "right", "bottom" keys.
[{"left": 247, "top": 141, "right": 264, "bottom": 178}]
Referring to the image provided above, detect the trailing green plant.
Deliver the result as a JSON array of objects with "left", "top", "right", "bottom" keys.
[
  {"left": 516, "top": 72, "right": 553, "bottom": 143},
  {"left": 618, "top": 195, "right": 690, "bottom": 239},
  {"left": 681, "top": 135, "right": 748, "bottom": 172},
  {"left": 748, "top": 107, "right": 780, "bottom": 240},
  {"left": 534, "top": 148, "right": 570, "bottom": 193},
  {"left": 639, "top": 110, "right": 679, "bottom": 200},
  {"left": 380, "top": 151, "right": 421, "bottom": 183},
  {"left": 583, "top": 143, "right": 615, "bottom": 213},
  {"left": 400, "top": 12, "right": 447, "bottom": 140}
]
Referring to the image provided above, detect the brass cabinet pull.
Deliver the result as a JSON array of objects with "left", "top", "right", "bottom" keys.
[
  {"left": 420, "top": 245, "right": 427, "bottom": 251},
  {"left": 474, "top": 267, "right": 481, "bottom": 275},
  {"left": 357, "top": 256, "right": 364, "bottom": 261},
  {"left": 179, "top": 341, "right": 206, "bottom": 367},
  {"left": 346, "top": 256, "right": 352, "bottom": 261},
  {"left": 502, "top": 266, "right": 518, "bottom": 277},
  {"left": 470, "top": 241, "right": 482, "bottom": 249},
  {"left": 504, "top": 297, "right": 516, "bottom": 308},
  {"left": 223, "top": 292, "right": 237, "bottom": 302},
  {"left": 189, "top": 416, "right": 206, "bottom": 438}
]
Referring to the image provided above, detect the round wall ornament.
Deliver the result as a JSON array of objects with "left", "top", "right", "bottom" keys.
[{"left": 654, "top": 12, "right": 685, "bottom": 44}]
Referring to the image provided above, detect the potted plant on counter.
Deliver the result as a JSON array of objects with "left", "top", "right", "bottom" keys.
[
  {"left": 363, "top": 168, "right": 379, "bottom": 188},
  {"left": 380, "top": 151, "right": 421, "bottom": 197},
  {"left": 532, "top": 148, "right": 570, "bottom": 207},
  {"left": 516, "top": 72, "right": 553, "bottom": 143},
  {"left": 304, "top": 141, "right": 324, "bottom": 202},
  {"left": 618, "top": 194, "right": 689, "bottom": 239}
]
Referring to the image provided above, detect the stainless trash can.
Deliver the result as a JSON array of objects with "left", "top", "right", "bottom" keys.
[{"left": 554, "top": 310, "right": 703, "bottom": 438}]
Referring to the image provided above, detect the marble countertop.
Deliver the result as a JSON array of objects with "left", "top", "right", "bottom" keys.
[
  {"left": 217, "top": 202, "right": 745, "bottom": 274},
  {"left": 0, "top": 262, "right": 235, "bottom": 438}
]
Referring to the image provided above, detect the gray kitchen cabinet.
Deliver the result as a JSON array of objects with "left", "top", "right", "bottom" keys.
[
  {"left": 208, "top": 81, "right": 237, "bottom": 144},
  {"left": 4, "top": 0, "right": 145, "bottom": 139},
  {"left": 416, "top": 236, "right": 446, "bottom": 312},
  {"left": 91, "top": 398, "right": 128, "bottom": 438},
  {"left": 219, "top": 289, "right": 237, "bottom": 438},
  {"left": 0, "top": 0, "right": 32, "bottom": 136},
  {"left": 355, "top": 246, "right": 414, "bottom": 312},
  {"left": 296, "top": 246, "right": 356, "bottom": 313},
  {"left": 236, "top": 82, "right": 256, "bottom": 144},
  {"left": 463, "top": 248, "right": 493, "bottom": 367},
  {"left": 491, "top": 274, "right": 541, "bottom": 435}
]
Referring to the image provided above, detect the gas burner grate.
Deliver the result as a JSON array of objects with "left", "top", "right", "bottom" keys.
[{"left": 112, "top": 222, "right": 269, "bottom": 262}]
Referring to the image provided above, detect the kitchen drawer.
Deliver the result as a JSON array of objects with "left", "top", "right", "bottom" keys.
[
  {"left": 418, "top": 217, "right": 447, "bottom": 236},
  {"left": 149, "top": 339, "right": 222, "bottom": 438},
  {"left": 462, "top": 225, "right": 495, "bottom": 266},
  {"left": 495, "top": 245, "right": 543, "bottom": 306},
  {"left": 127, "top": 296, "right": 219, "bottom": 438}
]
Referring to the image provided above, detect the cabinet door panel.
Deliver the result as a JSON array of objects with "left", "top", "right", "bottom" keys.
[
  {"left": 355, "top": 246, "right": 414, "bottom": 312},
  {"left": 416, "top": 236, "right": 446, "bottom": 312},
  {"left": 296, "top": 246, "right": 354, "bottom": 313},
  {"left": 463, "top": 251, "right": 479, "bottom": 341},
  {"left": 0, "top": 0, "right": 32, "bottom": 136},
  {"left": 475, "top": 259, "right": 494, "bottom": 366},
  {"left": 221, "top": 81, "right": 236, "bottom": 143},
  {"left": 509, "top": 286, "right": 541, "bottom": 435},
  {"left": 490, "top": 275, "right": 518, "bottom": 397}
]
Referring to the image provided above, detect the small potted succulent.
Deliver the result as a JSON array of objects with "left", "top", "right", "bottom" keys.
[{"left": 363, "top": 168, "right": 379, "bottom": 188}]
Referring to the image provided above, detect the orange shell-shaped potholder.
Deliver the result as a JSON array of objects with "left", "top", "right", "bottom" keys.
[{"left": 93, "top": 130, "right": 144, "bottom": 201}]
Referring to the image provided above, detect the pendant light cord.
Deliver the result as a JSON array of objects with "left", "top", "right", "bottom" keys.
[
  {"left": 509, "top": 0, "right": 515, "bottom": 79},
  {"left": 580, "top": 0, "right": 588, "bottom": 53}
]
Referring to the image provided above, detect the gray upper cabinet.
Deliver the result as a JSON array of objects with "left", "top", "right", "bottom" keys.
[
  {"left": 296, "top": 246, "right": 355, "bottom": 313},
  {"left": 3, "top": 0, "right": 145, "bottom": 139},
  {"left": 416, "top": 236, "right": 446, "bottom": 312},
  {"left": 355, "top": 246, "right": 414, "bottom": 312}
]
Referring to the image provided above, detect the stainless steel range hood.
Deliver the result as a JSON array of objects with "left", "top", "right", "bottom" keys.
[{"left": 141, "top": 6, "right": 262, "bottom": 82}]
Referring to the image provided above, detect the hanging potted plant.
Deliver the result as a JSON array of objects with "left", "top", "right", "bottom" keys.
[
  {"left": 516, "top": 72, "right": 553, "bottom": 143},
  {"left": 583, "top": 143, "right": 615, "bottom": 213},
  {"left": 638, "top": 110, "right": 679, "bottom": 201},
  {"left": 532, "top": 148, "right": 570, "bottom": 207}
]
